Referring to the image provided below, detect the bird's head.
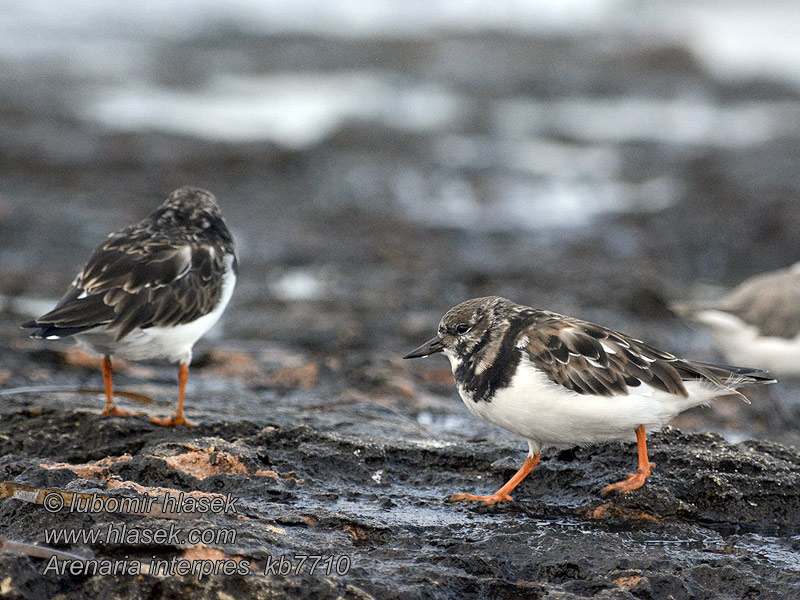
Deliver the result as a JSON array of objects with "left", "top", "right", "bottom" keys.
[{"left": 403, "top": 296, "right": 513, "bottom": 363}]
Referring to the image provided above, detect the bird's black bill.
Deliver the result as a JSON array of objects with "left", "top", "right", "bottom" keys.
[{"left": 403, "top": 336, "right": 445, "bottom": 359}]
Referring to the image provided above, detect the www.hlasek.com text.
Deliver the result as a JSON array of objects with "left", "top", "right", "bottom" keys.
[{"left": 44, "top": 523, "right": 237, "bottom": 546}]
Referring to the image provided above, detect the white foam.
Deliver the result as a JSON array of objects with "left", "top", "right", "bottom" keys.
[
  {"left": 392, "top": 170, "right": 676, "bottom": 232},
  {"left": 639, "top": 2, "right": 800, "bottom": 87},
  {"left": 495, "top": 97, "right": 800, "bottom": 148},
  {"left": 0, "top": 0, "right": 616, "bottom": 40},
  {"left": 86, "top": 73, "right": 465, "bottom": 148},
  {"left": 2, "top": 1, "right": 799, "bottom": 87},
  {"left": 270, "top": 269, "right": 325, "bottom": 302}
]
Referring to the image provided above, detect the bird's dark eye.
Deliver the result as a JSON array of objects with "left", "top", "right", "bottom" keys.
[{"left": 455, "top": 323, "right": 469, "bottom": 335}]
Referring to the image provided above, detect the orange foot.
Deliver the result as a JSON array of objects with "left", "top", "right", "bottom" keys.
[
  {"left": 449, "top": 492, "right": 514, "bottom": 506},
  {"left": 102, "top": 406, "right": 141, "bottom": 416},
  {"left": 149, "top": 414, "right": 197, "bottom": 428},
  {"left": 600, "top": 462, "right": 655, "bottom": 496}
]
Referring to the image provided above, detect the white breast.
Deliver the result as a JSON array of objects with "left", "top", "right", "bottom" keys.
[
  {"left": 447, "top": 353, "right": 723, "bottom": 454},
  {"left": 76, "top": 255, "right": 237, "bottom": 364}
]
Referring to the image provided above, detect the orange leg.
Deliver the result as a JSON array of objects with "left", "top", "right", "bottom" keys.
[
  {"left": 450, "top": 453, "right": 541, "bottom": 506},
  {"left": 601, "top": 425, "right": 655, "bottom": 496},
  {"left": 150, "top": 363, "right": 196, "bottom": 427},
  {"left": 100, "top": 356, "right": 139, "bottom": 416}
]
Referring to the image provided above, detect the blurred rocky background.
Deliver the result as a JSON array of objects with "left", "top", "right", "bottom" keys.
[{"left": 0, "top": 1, "right": 799, "bottom": 598}]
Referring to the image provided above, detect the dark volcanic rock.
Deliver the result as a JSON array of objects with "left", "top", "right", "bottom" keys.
[{"left": 1, "top": 395, "right": 799, "bottom": 599}]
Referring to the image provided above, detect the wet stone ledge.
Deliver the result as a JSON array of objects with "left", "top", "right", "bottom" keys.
[{"left": 0, "top": 397, "right": 798, "bottom": 600}]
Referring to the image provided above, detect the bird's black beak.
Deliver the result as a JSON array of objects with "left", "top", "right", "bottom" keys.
[{"left": 403, "top": 336, "right": 445, "bottom": 359}]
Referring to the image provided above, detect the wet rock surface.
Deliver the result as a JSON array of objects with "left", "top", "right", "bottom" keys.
[
  {"left": 2, "top": 3, "right": 800, "bottom": 598},
  {"left": 0, "top": 339, "right": 799, "bottom": 599}
]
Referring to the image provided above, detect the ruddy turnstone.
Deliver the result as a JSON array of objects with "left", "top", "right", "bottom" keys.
[
  {"left": 404, "top": 296, "right": 774, "bottom": 506},
  {"left": 672, "top": 262, "right": 800, "bottom": 376},
  {"left": 22, "top": 187, "right": 238, "bottom": 427}
]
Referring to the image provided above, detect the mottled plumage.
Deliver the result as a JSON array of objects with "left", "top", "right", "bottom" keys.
[
  {"left": 405, "top": 296, "right": 774, "bottom": 506},
  {"left": 23, "top": 187, "right": 238, "bottom": 426}
]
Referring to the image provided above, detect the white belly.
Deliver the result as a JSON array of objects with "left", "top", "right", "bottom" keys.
[
  {"left": 76, "top": 260, "right": 236, "bottom": 364},
  {"left": 452, "top": 357, "right": 722, "bottom": 454},
  {"left": 690, "top": 309, "right": 800, "bottom": 376}
]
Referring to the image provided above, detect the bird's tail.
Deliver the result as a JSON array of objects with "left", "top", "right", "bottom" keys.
[
  {"left": 678, "top": 359, "right": 775, "bottom": 404},
  {"left": 20, "top": 320, "right": 95, "bottom": 340},
  {"left": 695, "top": 361, "right": 776, "bottom": 385}
]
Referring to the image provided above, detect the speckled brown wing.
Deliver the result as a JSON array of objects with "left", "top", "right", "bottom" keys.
[
  {"left": 520, "top": 311, "right": 735, "bottom": 398},
  {"left": 23, "top": 224, "right": 229, "bottom": 341}
]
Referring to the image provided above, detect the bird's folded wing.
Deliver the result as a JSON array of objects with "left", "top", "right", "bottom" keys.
[
  {"left": 519, "top": 311, "right": 731, "bottom": 398},
  {"left": 25, "top": 231, "right": 225, "bottom": 340}
]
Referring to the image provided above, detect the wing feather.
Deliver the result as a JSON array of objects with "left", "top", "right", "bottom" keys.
[
  {"left": 520, "top": 311, "right": 697, "bottom": 398},
  {"left": 25, "top": 230, "right": 227, "bottom": 340}
]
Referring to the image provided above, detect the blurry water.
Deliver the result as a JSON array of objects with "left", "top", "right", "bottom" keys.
[
  {"left": 87, "top": 73, "right": 466, "bottom": 148},
  {"left": 1, "top": 0, "right": 799, "bottom": 230}
]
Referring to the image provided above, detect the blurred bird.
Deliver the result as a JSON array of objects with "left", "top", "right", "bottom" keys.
[
  {"left": 404, "top": 296, "right": 774, "bottom": 506},
  {"left": 22, "top": 187, "right": 238, "bottom": 427},
  {"left": 671, "top": 262, "right": 800, "bottom": 376}
]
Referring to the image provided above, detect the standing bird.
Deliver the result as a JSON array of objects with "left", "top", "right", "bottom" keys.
[
  {"left": 671, "top": 262, "right": 800, "bottom": 376},
  {"left": 22, "top": 187, "right": 238, "bottom": 427},
  {"left": 404, "top": 296, "right": 774, "bottom": 506}
]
